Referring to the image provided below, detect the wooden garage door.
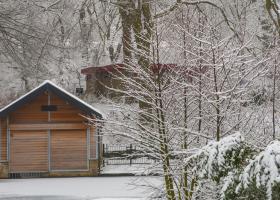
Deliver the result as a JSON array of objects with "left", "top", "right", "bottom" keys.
[
  {"left": 10, "top": 130, "right": 48, "bottom": 173},
  {"left": 51, "top": 130, "right": 87, "bottom": 170}
]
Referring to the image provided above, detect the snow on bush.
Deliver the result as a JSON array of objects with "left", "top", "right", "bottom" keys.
[
  {"left": 235, "top": 141, "right": 280, "bottom": 200},
  {"left": 185, "top": 132, "right": 250, "bottom": 183}
]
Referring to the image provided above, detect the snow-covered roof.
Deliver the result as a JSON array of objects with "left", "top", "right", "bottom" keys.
[{"left": 0, "top": 80, "right": 103, "bottom": 119}]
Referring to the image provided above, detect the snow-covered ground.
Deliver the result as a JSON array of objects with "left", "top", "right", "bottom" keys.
[{"left": 0, "top": 177, "right": 162, "bottom": 200}]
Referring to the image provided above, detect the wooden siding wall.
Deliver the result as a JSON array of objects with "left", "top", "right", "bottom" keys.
[
  {"left": 10, "top": 130, "right": 48, "bottom": 172},
  {"left": 51, "top": 130, "right": 87, "bottom": 170},
  {"left": 49, "top": 92, "right": 84, "bottom": 123},
  {"left": 9, "top": 91, "right": 85, "bottom": 124},
  {"left": 5, "top": 89, "right": 99, "bottom": 173},
  {"left": 0, "top": 118, "right": 7, "bottom": 161},
  {"left": 10, "top": 93, "right": 48, "bottom": 124}
]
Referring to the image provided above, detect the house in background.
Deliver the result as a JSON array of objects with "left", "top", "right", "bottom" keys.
[
  {"left": 81, "top": 63, "right": 177, "bottom": 99},
  {"left": 81, "top": 64, "right": 125, "bottom": 99},
  {"left": 0, "top": 80, "right": 103, "bottom": 178}
]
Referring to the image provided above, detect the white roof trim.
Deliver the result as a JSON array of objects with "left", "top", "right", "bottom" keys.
[
  {"left": 0, "top": 80, "right": 104, "bottom": 118},
  {"left": 0, "top": 81, "right": 47, "bottom": 113}
]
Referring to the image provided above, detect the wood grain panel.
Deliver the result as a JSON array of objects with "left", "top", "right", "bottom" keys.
[
  {"left": 10, "top": 93, "right": 48, "bottom": 123},
  {"left": 51, "top": 130, "right": 87, "bottom": 170},
  {"left": 49, "top": 93, "right": 85, "bottom": 123},
  {"left": 10, "top": 123, "right": 87, "bottom": 131},
  {"left": 10, "top": 130, "right": 48, "bottom": 172},
  {"left": 51, "top": 113, "right": 84, "bottom": 122},
  {"left": 0, "top": 118, "right": 7, "bottom": 160}
]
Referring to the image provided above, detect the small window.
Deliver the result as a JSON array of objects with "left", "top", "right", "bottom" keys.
[
  {"left": 41, "top": 105, "right": 57, "bottom": 111},
  {"left": 76, "top": 88, "right": 84, "bottom": 94},
  {"left": 86, "top": 74, "right": 92, "bottom": 81},
  {"left": 104, "top": 72, "right": 111, "bottom": 79}
]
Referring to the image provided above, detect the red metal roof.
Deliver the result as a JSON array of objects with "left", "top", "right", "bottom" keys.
[
  {"left": 81, "top": 63, "right": 124, "bottom": 74},
  {"left": 81, "top": 63, "right": 177, "bottom": 75},
  {"left": 81, "top": 63, "right": 209, "bottom": 84}
]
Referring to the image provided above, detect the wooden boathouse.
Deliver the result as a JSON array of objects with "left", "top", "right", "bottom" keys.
[{"left": 0, "top": 80, "right": 103, "bottom": 178}]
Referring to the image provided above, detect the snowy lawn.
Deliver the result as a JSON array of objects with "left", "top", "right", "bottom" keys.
[{"left": 0, "top": 176, "right": 161, "bottom": 200}]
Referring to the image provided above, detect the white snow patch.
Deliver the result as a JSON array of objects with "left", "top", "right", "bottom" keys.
[
  {"left": 185, "top": 132, "right": 244, "bottom": 179},
  {"left": 0, "top": 177, "right": 161, "bottom": 199},
  {"left": 237, "top": 140, "right": 280, "bottom": 200}
]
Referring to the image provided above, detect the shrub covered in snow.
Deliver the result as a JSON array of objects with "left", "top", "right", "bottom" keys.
[
  {"left": 186, "top": 132, "right": 253, "bottom": 183},
  {"left": 172, "top": 131, "right": 280, "bottom": 200},
  {"left": 223, "top": 141, "right": 280, "bottom": 200}
]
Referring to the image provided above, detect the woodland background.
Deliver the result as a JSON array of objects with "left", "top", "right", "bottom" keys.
[{"left": 1, "top": 0, "right": 280, "bottom": 199}]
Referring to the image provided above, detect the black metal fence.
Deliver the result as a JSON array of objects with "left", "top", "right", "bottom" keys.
[{"left": 103, "top": 144, "right": 156, "bottom": 166}]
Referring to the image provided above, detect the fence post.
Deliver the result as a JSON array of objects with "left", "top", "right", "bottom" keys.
[
  {"left": 102, "top": 144, "right": 105, "bottom": 167},
  {"left": 130, "top": 144, "right": 132, "bottom": 165}
]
